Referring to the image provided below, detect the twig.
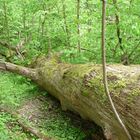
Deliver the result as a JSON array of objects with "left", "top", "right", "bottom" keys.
[{"left": 73, "top": 46, "right": 94, "bottom": 53}]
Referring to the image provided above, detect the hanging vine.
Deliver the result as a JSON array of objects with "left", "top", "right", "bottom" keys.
[{"left": 101, "top": 0, "right": 132, "bottom": 140}]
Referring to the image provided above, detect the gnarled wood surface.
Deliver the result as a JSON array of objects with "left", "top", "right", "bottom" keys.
[{"left": 0, "top": 56, "right": 140, "bottom": 140}]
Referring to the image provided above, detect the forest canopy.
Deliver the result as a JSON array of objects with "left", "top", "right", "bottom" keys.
[{"left": 0, "top": 0, "right": 140, "bottom": 64}]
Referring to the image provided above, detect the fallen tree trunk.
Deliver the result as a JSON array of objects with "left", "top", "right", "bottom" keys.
[{"left": 0, "top": 55, "right": 140, "bottom": 140}]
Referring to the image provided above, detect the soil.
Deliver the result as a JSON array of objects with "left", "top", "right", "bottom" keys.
[{"left": 17, "top": 92, "right": 106, "bottom": 140}]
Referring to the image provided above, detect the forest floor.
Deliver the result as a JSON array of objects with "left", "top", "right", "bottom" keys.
[{"left": 0, "top": 72, "right": 105, "bottom": 140}]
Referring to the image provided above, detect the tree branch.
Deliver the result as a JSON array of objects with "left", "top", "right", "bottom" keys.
[
  {"left": 0, "top": 60, "right": 37, "bottom": 80},
  {"left": 0, "top": 39, "right": 26, "bottom": 60}
]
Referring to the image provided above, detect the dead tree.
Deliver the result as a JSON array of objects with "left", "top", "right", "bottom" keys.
[{"left": 0, "top": 55, "right": 140, "bottom": 140}]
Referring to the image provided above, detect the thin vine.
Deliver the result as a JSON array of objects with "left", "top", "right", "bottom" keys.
[{"left": 101, "top": 0, "right": 132, "bottom": 140}]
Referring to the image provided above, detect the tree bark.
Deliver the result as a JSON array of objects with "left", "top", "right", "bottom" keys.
[
  {"left": 0, "top": 56, "right": 140, "bottom": 140},
  {"left": 77, "top": 0, "right": 81, "bottom": 53},
  {"left": 61, "top": 0, "right": 70, "bottom": 48}
]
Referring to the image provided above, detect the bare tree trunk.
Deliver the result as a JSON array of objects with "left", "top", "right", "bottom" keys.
[
  {"left": 86, "top": 0, "right": 92, "bottom": 33},
  {"left": 22, "top": 6, "right": 26, "bottom": 31},
  {"left": 77, "top": 0, "right": 81, "bottom": 53},
  {"left": 41, "top": 3, "right": 47, "bottom": 38},
  {"left": 0, "top": 56, "right": 140, "bottom": 140},
  {"left": 112, "top": 0, "right": 129, "bottom": 65},
  {"left": 22, "top": 3, "right": 29, "bottom": 43},
  {"left": 61, "top": 0, "right": 70, "bottom": 48},
  {"left": 113, "top": 0, "right": 123, "bottom": 51},
  {"left": 3, "top": 1, "right": 11, "bottom": 55},
  {"left": 47, "top": 8, "right": 52, "bottom": 54}
]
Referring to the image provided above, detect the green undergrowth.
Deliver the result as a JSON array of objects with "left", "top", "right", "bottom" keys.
[
  {"left": 0, "top": 72, "right": 102, "bottom": 140},
  {"left": 0, "top": 72, "right": 40, "bottom": 140},
  {"left": 0, "top": 72, "right": 37, "bottom": 107},
  {"left": 0, "top": 112, "right": 36, "bottom": 140}
]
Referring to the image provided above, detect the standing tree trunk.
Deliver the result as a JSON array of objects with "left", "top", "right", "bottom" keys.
[
  {"left": 61, "top": 0, "right": 70, "bottom": 48},
  {"left": 112, "top": 0, "right": 123, "bottom": 51},
  {"left": 112, "top": 0, "right": 129, "bottom": 65},
  {"left": 0, "top": 55, "right": 140, "bottom": 140},
  {"left": 22, "top": 5, "right": 26, "bottom": 32},
  {"left": 42, "top": 2, "right": 52, "bottom": 54},
  {"left": 46, "top": 8, "right": 52, "bottom": 54},
  {"left": 86, "top": 0, "right": 92, "bottom": 33},
  {"left": 3, "top": 1, "right": 11, "bottom": 56},
  {"left": 22, "top": 2, "right": 29, "bottom": 44},
  {"left": 77, "top": 0, "right": 81, "bottom": 53}
]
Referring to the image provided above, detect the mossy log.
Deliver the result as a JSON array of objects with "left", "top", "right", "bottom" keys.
[{"left": 0, "top": 55, "right": 140, "bottom": 140}]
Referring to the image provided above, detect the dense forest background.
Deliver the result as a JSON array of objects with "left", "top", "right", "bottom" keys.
[
  {"left": 0, "top": 0, "right": 139, "bottom": 65},
  {"left": 0, "top": 0, "right": 140, "bottom": 140}
]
